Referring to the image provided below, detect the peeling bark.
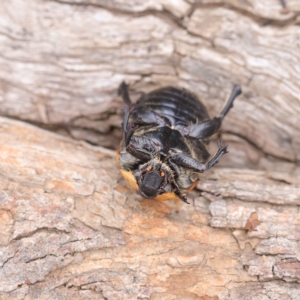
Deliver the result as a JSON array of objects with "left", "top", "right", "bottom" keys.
[{"left": 0, "top": 0, "right": 300, "bottom": 299}]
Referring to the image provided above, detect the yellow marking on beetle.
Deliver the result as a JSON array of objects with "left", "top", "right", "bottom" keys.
[
  {"left": 117, "top": 149, "right": 138, "bottom": 190},
  {"left": 120, "top": 169, "right": 139, "bottom": 191},
  {"left": 187, "top": 178, "right": 199, "bottom": 193},
  {"left": 154, "top": 192, "right": 179, "bottom": 201}
]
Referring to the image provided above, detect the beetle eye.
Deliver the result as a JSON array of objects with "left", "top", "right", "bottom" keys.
[{"left": 139, "top": 171, "right": 162, "bottom": 198}]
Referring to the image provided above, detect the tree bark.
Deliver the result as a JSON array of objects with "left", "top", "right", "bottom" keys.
[
  {"left": 0, "top": 0, "right": 300, "bottom": 299},
  {"left": 0, "top": 117, "right": 299, "bottom": 300}
]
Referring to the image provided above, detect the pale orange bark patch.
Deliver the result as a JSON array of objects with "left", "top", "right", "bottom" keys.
[
  {"left": 46, "top": 179, "right": 75, "bottom": 192},
  {"left": 245, "top": 211, "right": 261, "bottom": 231}
]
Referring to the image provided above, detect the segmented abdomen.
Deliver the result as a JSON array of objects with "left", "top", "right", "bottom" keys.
[{"left": 135, "top": 87, "right": 209, "bottom": 126}]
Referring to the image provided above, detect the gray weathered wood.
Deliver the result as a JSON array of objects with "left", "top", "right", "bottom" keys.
[{"left": 0, "top": 0, "right": 299, "bottom": 166}]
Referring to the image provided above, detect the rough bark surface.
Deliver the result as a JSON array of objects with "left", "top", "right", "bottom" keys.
[
  {"left": 0, "top": 117, "right": 299, "bottom": 300},
  {"left": 0, "top": 0, "right": 300, "bottom": 299}
]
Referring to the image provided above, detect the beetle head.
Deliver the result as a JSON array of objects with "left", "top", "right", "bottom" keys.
[
  {"left": 139, "top": 170, "right": 163, "bottom": 198},
  {"left": 135, "top": 159, "right": 173, "bottom": 199}
]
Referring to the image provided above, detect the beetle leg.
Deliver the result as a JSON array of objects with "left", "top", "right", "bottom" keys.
[
  {"left": 123, "top": 106, "right": 170, "bottom": 153},
  {"left": 184, "top": 84, "right": 241, "bottom": 139},
  {"left": 168, "top": 159, "right": 181, "bottom": 178},
  {"left": 123, "top": 106, "right": 170, "bottom": 147},
  {"left": 122, "top": 107, "right": 168, "bottom": 164},
  {"left": 126, "top": 136, "right": 161, "bottom": 162},
  {"left": 122, "top": 105, "right": 130, "bottom": 136},
  {"left": 169, "top": 141, "right": 228, "bottom": 173},
  {"left": 174, "top": 189, "right": 190, "bottom": 204},
  {"left": 168, "top": 174, "right": 190, "bottom": 204},
  {"left": 122, "top": 105, "right": 139, "bottom": 147},
  {"left": 158, "top": 174, "right": 168, "bottom": 193},
  {"left": 118, "top": 81, "right": 132, "bottom": 105},
  {"left": 124, "top": 107, "right": 170, "bottom": 144},
  {"left": 126, "top": 141, "right": 153, "bottom": 162},
  {"left": 131, "top": 107, "right": 171, "bottom": 127},
  {"left": 219, "top": 84, "right": 242, "bottom": 119},
  {"left": 125, "top": 122, "right": 137, "bottom": 146},
  {"left": 187, "top": 117, "right": 222, "bottom": 139},
  {"left": 206, "top": 141, "right": 229, "bottom": 169}
]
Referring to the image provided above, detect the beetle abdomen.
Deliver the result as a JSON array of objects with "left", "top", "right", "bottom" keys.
[{"left": 136, "top": 87, "right": 209, "bottom": 126}]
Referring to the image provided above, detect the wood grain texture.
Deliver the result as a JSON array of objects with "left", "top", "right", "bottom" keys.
[
  {"left": 0, "top": 0, "right": 299, "bottom": 166},
  {"left": 0, "top": 117, "right": 299, "bottom": 300}
]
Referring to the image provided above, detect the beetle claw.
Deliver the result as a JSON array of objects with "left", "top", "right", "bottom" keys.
[
  {"left": 180, "top": 195, "right": 190, "bottom": 204},
  {"left": 176, "top": 193, "right": 189, "bottom": 204}
]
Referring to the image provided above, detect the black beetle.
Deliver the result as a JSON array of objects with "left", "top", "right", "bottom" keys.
[{"left": 116, "top": 82, "right": 241, "bottom": 203}]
